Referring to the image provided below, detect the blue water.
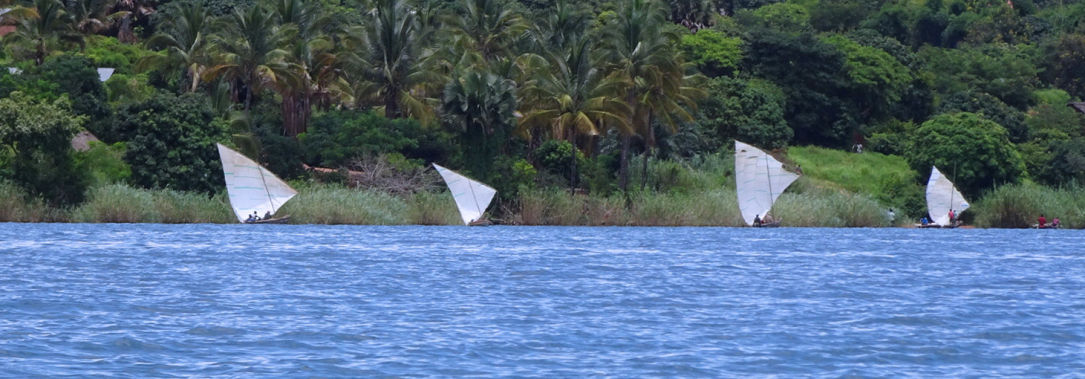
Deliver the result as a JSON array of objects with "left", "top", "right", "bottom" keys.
[{"left": 2, "top": 224, "right": 1084, "bottom": 376}]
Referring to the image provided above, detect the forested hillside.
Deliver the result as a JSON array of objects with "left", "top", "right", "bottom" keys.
[{"left": 0, "top": 0, "right": 1083, "bottom": 226}]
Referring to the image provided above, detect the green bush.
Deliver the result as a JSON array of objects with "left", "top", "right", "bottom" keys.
[
  {"left": 119, "top": 91, "right": 227, "bottom": 193},
  {"left": 0, "top": 93, "right": 89, "bottom": 205},
  {"left": 75, "top": 141, "right": 131, "bottom": 187},
  {"left": 301, "top": 110, "right": 454, "bottom": 168}
]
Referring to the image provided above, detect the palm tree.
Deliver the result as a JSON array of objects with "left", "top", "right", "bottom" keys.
[
  {"left": 602, "top": 0, "right": 701, "bottom": 190},
  {"left": 443, "top": 0, "right": 529, "bottom": 64},
  {"left": 108, "top": 0, "right": 154, "bottom": 42},
  {"left": 518, "top": 36, "right": 629, "bottom": 188},
  {"left": 271, "top": 0, "right": 335, "bottom": 136},
  {"left": 4, "top": 0, "right": 82, "bottom": 65},
  {"left": 142, "top": 1, "right": 211, "bottom": 93},
  {"left": 343, "top": 0, "right": 441, "bottom": 122},
  {"left": 65, "top": 0, "right": 122, "bottom": 35},
  {"left": 202, "top": 4, "right": 297, "bottom": 113}
]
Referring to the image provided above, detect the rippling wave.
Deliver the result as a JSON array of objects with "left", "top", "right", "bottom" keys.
[{"left": 1, "top": 223, "right": 1084, "bottom": 376}]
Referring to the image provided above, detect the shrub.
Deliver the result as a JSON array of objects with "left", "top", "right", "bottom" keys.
[{"left": 119, "top": 91, "right": 226, "bottom": 193}]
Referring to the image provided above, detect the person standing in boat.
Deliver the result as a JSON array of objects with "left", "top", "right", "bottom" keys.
[
  {"left": 753, "top": 214, "right": 762, "bottom": 227},
  {"left": 948, "top": 209, "right": 956, "bottom": 224}
]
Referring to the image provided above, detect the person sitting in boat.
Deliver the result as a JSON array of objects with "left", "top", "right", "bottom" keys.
[
  {"left": 753, "top": 214, "right": 762, "bottom": 227},
  {"left": 1038, "top": 214, "right": 1046, "bottom": 228},
  {"left": 245, "top": 213, "right": 255, "bottom": 223},
  {"left": 1053, "top": 218, "right": 1060, "bottom": 228},
  {"left": 762, "top": 213, "right": 775, "bottom": 225},
  {"left": 920, "top": 216, "right": 929, "bottom": 226},
  {"left": 264, "top": 211, "right": 273, "bottom": 220}
]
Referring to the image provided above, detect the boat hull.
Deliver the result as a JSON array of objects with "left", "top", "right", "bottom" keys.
[
  {"left": 469, "top": 219, "right": 493, "bottom": 226},
  {"left": 247, "top": 216, "right": 290, "bottom": 224}
]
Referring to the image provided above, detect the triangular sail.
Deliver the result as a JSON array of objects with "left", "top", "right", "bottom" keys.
[
  {"left": 433, "top": 163, "right": 497, "bottom": 225},
  {"left": 926, "top": 166, "right": 969, "bottom": 226},
  {"left": 217, "top": 143, "right": 298, "bottom": 223},
  {"left": 734, "top": 140, "right": 800, "bottom": 226}
]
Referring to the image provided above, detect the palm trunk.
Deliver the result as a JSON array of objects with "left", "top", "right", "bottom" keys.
[
  {"left": 569, "top": 134, "right": 578, "bottom": 189},
  {"left": 640, "top": 148, "right": 649, "bottom": 190},
  {"left": 618, "top": 134, "right": 631, "bottom": 191}
]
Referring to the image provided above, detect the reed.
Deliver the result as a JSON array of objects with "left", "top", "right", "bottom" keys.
[
  {"left": 972, "top": 183, "right": 1085, "bottom": 228},
  {"left": 406, "top": 191, "right": 460, "bottom": 225},
  {"left": 152, "top": 189, "right": 235, "bottom": 224},
  {"left": 0, "top": 181, "right": 61, "bottom": 222},
  {"left": 767, "top": 187, "right": 890, "bottom": 227},
  {"left": 70, "top": 184, "right": 159, "bottom": 223},
  {"left": 280, "top": 184, "right": 409, "bottom": 225}
]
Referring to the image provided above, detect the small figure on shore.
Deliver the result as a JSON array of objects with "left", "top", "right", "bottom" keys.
[
  {"left": 753, "top": 214, "right": 762, "bottom": 227},
  {"left": 1038, "top": 214, "right": 1046, "bottom": 228},
  {"left": 795, "top": 164, "right": 804, "bottom": 175},
  {"left": 887, "top": 208, "right": 896, "bottom": 223}
]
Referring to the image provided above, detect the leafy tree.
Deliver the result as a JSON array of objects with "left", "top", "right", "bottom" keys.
[
  {"left": 118, "top": 91, "right": 226, "bottom": 193},
  {"left": 809, "top": 0, "right": 874, "bottom": 33},
  {"left": 735, "top": 2, "right": 810, "bottom": 34},
  {"left": 907, "top": 112, "right": 1025, "bottom": 198},
  {"left": 919, "top": 44, "right": 1040, "bottom": 110},
  {"left": 821, "top": 34, "right": 911, "bottom": 127},
  {"left": 31, "top": 54, "right": 113, "bottom": 142},
  {"left": 698, "top": 76, "right": 790, "bottom": 150},
  {"left": 679, "top": 29, "right": 742, "bottom": 77},
  {"left": 0, "top": 92, "right": 88, "bottom": 205},
  {"left": 937, "top": 90, "right": 1027, "bottom": 143},
  {"left": 1042, "top": 33, "right": 1085, "bottom": 100},
  {"left": 300, "top": 109, "right": 454, "bottom": 167},
  {"left": 743, "top": 28, "right": 851, "bottom": 146}
]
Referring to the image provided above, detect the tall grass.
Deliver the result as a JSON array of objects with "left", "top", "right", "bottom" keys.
[
  {"left": 972, "top": 183, "right": 1085, "bottom": 228},
  {"left": 280, "top": 184, "right": 409, "bottom": 225},
  {"left": 0, "top": 181, "right": 63, "bottom": 222},
  {"left": 406, "top": 191, "right": 460, "bottom": 225},
  {"left": 70, "top": 184, "right": 234, "bottom": 223},
  {"left": 773, "top": 187, "right": 891, "bottom": 227}
]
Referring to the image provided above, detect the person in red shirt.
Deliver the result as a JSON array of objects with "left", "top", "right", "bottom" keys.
[{"left": 1038, "top": 214, "right": 1047, "bottom": 228}]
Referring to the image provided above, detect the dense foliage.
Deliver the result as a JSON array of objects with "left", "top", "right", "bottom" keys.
[{"left": 0, "top": 0, "right": 1084, "bottom": 219}]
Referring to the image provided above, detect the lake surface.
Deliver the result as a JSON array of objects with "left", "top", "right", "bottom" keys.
[{"left": 1, "top": 224, "right": 1084, "bottom": 377}]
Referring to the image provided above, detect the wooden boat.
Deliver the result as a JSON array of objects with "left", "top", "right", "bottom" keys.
[
  {"left": 734, "top": 140, "right": 799, "bottom": 227},
  {"left": 433, "top": 163, "right": 497, "bottom": 226},
  {"left": 217, "top": 143, "right": 297, "bottom": 225},
  {"left": 248, "top": 216, "right": 291, "bottom": 224}
]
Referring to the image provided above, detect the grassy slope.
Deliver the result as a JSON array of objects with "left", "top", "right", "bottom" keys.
[{"left": 787, "top": 146, "right": 925, "bottom": 222}]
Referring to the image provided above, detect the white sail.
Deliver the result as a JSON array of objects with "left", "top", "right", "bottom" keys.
[
  {"left": 926, "top": 166, "right": 969, "bottom": 226},
  {"left": 734, "top": 140, "right": 800, "bottom": 226},
  {"left": 217, "top": 143, "right": 298, "bottom": 223},
  {"left": 433, "top": 163, "right": 497, "bottom": 225}
]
